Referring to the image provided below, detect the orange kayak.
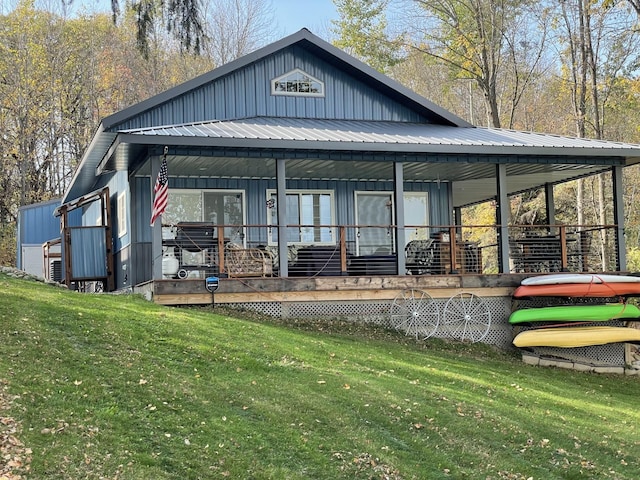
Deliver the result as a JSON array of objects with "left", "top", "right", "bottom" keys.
[{"left": 513, "top": 282, "right": 640, "bottom": 298}]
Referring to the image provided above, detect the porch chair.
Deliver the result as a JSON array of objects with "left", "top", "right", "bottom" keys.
[
  {"left": 405, "top": 239, "right": 436, "bottom": 275},
  {"left": 224, "top": 243, "right": 273, "bottom": 278}
]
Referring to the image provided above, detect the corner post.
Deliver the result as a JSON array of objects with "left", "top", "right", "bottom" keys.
[
  {"left": 612, "top": 165, "right": 626, "bottom": 271},
  {"left": 496, "top": 163, "right": 510, "bottom": 273},
  {"left": 394, "top": 162, "right": 405, "bottom": 275},
  {"left": 276, "top": 158, "right": 288, "bottom": 277},
  {"left": 150, "top": 154, "right": 163, "bottom": 281}
]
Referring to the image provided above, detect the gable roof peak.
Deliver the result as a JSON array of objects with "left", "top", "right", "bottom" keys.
[{"left": 102, "top": 28, "right": 471, "bottom": 130}]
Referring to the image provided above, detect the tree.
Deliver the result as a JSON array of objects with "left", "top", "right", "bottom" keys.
[
  {"left": 406, "top": 0, "right": 548, "bottom": 128},
  {"left": 201, "top": 0, "right": 276, "bottom": 66},
  {"left": 331, "top": 0, "right": 403, "bottom": 73},
  {"left": 553, "top": 0, "right": 640, "bottom": 270}
]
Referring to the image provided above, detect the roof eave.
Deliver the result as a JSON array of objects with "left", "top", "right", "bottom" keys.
[
  {"left": 116, "top": 133, "right": 631, "bottom": 162},
  {"left": 62, "top": 123, "right": 118, "bottom": 204}
]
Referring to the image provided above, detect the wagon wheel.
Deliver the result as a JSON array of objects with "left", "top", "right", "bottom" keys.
[
  {"left": 441, "top": 292, "right": 491, "bottom": 343},
  {"left": 389, "top": 289, "right": 440, "bottom": 340}
]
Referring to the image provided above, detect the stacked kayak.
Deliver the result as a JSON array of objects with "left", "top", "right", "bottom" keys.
[
  {"left": 513, "top": 326, "right": 640, "bottom": 348},
  {"left": 513, "top": 273, "right": 640, "bottom": 299},
  {"left": 509, "top": 303, "right": 640, "bottom": 325},
  {"left": 511, "top": 274, "right": 640, "bottom": 348}
]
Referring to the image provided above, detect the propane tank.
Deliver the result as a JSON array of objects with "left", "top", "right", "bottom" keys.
[{"left": 162, "top": 250, "right": 179, "bottom": 278}]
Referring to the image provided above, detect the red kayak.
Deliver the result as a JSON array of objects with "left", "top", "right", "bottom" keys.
[{"left": 513, "top": 282, "right": 640, "bottom": 298}]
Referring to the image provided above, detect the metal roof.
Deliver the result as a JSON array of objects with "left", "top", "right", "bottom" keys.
[
  {"left": 119, "top": 117, "right": 640, "bottom": 158},
  {"left": 60, "top": 28, "right": 640, "bottom": 205}
]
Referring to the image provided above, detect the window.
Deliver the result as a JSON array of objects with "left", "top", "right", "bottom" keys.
[
  {"left": 267, "top": 190, "right": 334, "bottom": 245},
  {"left": 164, "top": 189, "right": 246, "bottom": 244},
  {"left": 271, "top": 69, "right": 324, "bottom": 97},
  {"left": 117, "top": 191, "right": 127, "bottom": 237},
  {"left": 354, "top": 191, "right": 429, "bottom": 255}
]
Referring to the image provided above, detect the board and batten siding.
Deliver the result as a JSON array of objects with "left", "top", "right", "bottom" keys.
[
  {"left": 133, "top": 176, "right": 449, "bottom": 239},
  {"left": 111, "top": 46, "right": 429, "bottom": 131}
]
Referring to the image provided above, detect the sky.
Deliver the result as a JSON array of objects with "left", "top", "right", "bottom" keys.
[{"left": 272, "top": 0, "right": 338, "bottom": 36}]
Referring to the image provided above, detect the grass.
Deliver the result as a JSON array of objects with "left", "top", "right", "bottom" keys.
[{"left": 1, "top": 273, "right": 639, "bottom": 479}]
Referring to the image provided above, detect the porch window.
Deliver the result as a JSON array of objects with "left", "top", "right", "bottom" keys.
[
  {"left": 354, "top": 191, "right": 429, "bottom": 255},
  {"left": 271, "top": 69, "right": 324, "bottom": 97},
  {"left": 267, "top": 190, "right": 334, "bottom": 245},
  {"left": 164, "top": 189, "right": 245, "bottom": 244}
]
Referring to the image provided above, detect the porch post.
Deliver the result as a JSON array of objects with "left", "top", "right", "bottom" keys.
[
  {"left": 496, "top": 163, "right": 510, "bottom": 273},
  {"left": 545, "top": 182, "right": 556, "bottom": 233},
  {"left": 394, "top": 162, "right": 405, "bottom": 275},
  {"left": 276, "top": 158, "right": 288, "bottom": 277},
  {"left": 612, "top": 165, "right": 626, "bottom": 271},
  {"left": 150, "top": 155, "right": 163, "bottom": 281}
]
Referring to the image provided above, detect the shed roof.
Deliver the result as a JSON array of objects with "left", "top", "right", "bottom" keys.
[{"left": 119, "top": 117, "right": 640, "bottom": 157}]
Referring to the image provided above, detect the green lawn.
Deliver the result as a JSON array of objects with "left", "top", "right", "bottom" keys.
[{"left": 1, "top": 272, "right": 639, "bottom": 479}]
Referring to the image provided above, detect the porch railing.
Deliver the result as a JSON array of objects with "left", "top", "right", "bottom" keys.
[{"left": 159, "top": 222, "right": 621, "bottom": 278}]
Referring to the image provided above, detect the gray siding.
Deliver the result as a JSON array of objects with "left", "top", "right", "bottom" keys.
[{"left": 112, "top": 45, "right": 428, "bottom": 131}]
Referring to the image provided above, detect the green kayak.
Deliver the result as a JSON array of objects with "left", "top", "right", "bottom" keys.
[{"left": 509, "top": 303, "right": 640, "bottom": 324}]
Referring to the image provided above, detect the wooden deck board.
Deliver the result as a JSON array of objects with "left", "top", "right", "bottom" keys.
[{"left": 149, "top": 275, "right": 518, "bottom": 306}]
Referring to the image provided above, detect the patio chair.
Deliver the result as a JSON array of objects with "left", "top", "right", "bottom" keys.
[
  {"left": 405, "top": 239, "right": 436, "bottom": 275},
  {"left": 224, "top": 243, "right": 273, "bottom": 278}
]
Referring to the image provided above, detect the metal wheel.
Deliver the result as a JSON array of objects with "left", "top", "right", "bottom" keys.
[
  {"left": 441, "top": 292, "right": 491, "bottom": 343},
  {"left": 389, "top": 289, "right": 440, "bottom": 339}
]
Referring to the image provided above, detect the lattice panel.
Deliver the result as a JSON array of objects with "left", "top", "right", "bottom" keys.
[
  {"left": 230, "top": 302, "right": 283, "bottom": 317},
  {"left": 515, "top": 320, "right": 627, "bottom": 367},
  {"left": 528, "top": 344, "right": 625, "bottom": 367},
  {"left": 228, "top": 295, "right": 515, "bottom": 349},
  {"left": 227, "top": 297, "right": 633, "bottom": 368}
]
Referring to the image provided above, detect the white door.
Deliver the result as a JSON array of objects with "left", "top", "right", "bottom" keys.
[{"left": 355, "top": 192, "right": 394, "bottom": 255}]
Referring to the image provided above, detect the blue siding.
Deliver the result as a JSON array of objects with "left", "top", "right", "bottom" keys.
[
  {"left": 18, "top": 199, "right": 61, "bottom": 244},
  {"left": 16, "top": 199, "right": 62, "bottom": 268},
  {"left": 135, "top": 176, "right": 152, "bottom": 243},
  {"left": 70, "top": 227, "right": 108, "bottom": 278},
  {"left": 163, "top": 177, "right": 447, "bottom": 227},
  {"left": 105, "top": 171, "right": 130, "bottom": 252},
  {"left": 112, "top": 45, "right": 427, "bottom": 131}
]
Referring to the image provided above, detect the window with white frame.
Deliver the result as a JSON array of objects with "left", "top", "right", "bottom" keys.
[
  {"left": 117, "top": 191, "right": 127, "bottom": 237},
  {"left": 267, "top": 190, "right": 334, "bottom": 245},
  {"left": 271, "top": 68, "right": 324, "bottom": 97}
]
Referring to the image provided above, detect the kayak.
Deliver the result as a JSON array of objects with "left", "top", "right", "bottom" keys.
[
  {"left": 513, "top": 326, "right": 640, "bottom": 348},
  {"left": 521, "top": 273, "right": 640, "bottom": 286},
  {"left": 513, "top": 283, "right": 640, "bottom": 298},
  {"left": 508, "top": 303, "right": 640, "bottom": 324}
]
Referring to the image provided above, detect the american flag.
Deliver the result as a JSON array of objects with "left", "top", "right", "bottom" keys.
[{"left": 150, "top": 154, "right": 168, "bottom": 226}]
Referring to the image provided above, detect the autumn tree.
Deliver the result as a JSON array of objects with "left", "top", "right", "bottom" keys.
[
  {"left": 331, "top": 0, "right": 403, "bottom": 73},
  {"left": 552, "top": 0, "right": 640, "bottom": 269},
  {"left": 403, "top": 0, "right": 549, "bottom": 128}
]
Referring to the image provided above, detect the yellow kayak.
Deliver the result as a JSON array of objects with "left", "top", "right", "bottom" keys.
[{"left": 513, "top": 326, "right": 640, "bottom": 348}]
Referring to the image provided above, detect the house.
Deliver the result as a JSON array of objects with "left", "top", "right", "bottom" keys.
[{"left": 58, "top": 29, "right": 640, "bottom": 353}]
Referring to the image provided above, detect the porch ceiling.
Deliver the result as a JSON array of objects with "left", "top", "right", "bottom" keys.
[{"left": 133, "top": 153, "right": 611, "bottom": 207}]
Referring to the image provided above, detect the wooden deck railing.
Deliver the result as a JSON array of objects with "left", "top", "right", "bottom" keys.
[{"left": 159, "top": 222, "right": 621, "bottom": 278}]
